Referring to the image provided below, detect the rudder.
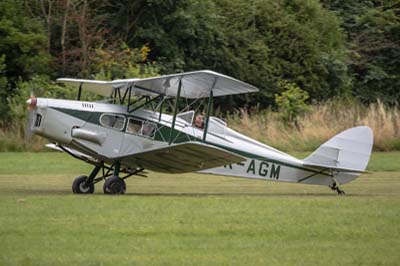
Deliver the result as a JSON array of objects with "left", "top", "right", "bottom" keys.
[{"left": 303, "top": 126, "right": 374, "bottom": 184}]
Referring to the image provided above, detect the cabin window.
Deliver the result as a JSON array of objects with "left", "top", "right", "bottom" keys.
[
  {"left": 100, "top": 114, "right": 125, "bottom": 131},
  {"left": 141, "top": 122, "right": 156, "bottom": 138},
  {"left": 126, "top": 118, "right": 156, "bottom": 138},
  {"left": 126, "top": 118, "right": 142, "bottom": 134}
]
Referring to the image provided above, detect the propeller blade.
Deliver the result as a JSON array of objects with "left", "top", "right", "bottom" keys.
[
  {"left": 25, "top": 108, "right": 35, "bottom": 142},
  {"left": 25, "top": 90, "right": 37, "bottom": 142}
]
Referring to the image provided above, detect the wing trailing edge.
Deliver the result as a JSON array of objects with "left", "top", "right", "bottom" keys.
[{"left": 119, "top": 142, "right": 246, "bottom": 173}]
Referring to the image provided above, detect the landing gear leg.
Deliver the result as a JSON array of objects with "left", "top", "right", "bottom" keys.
[
  {"left": 72, "top": 165, "right": 101, "bottom": 194},
  {"left": 330, "top": 182, "right": 345, "bottom": 195},
  {"left": 103, "top": 161, "right": 126, "bottom": 195},
  {"left": 72, "top": 161, "right": 144, "bottom": 195}
]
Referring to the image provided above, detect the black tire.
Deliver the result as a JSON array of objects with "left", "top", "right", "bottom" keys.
[
  {"left": 103, "top": 176, "right": 126, "bottom": 195},
  {"left": 72, "top": 175, "right": 95, "bottom": 194}
]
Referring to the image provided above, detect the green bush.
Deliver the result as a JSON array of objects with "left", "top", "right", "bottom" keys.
[{"left": 275, "top": 82, "right": 311, "bottom": 126}]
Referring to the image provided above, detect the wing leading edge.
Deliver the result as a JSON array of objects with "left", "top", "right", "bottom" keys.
[
  {"left": 119, "top": 142, "right": 246, "bottom": 173},
  {"left": 57, "top": 70, "right": 259, "bottom": 99}
]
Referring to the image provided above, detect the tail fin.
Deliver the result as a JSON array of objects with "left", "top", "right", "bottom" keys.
[{"left": 303, "top": 126, "right": 374, "bottom": 184}]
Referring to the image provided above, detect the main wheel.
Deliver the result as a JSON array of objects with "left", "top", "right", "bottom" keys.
[
  {"left": 103, "top": 176, "right": 126, "bottom": 195},
  {"left": 72, "top": 175, "right": 95, "bottom": 194}
]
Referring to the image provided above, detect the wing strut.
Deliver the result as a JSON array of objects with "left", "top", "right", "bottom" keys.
[
  {"left": 203, "top": 77, "right": 217, "bottom": 142},
  {"left": 169, "top": 78, "right": 182, "bottom": 144},
  {"left": 77, "top": 82, "right": 83, "bottom": 100}
]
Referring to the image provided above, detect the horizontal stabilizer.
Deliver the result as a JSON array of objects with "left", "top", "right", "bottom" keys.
[
  {"left": 302, "top": 162, "right": 370, "bottom": 174},
  {"left": 119, "top": 142, "right": 246, "bottom": 173}
]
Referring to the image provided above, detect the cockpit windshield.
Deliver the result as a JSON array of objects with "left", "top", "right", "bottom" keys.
[{"left": 177, "top": 110, "right": 194, "bottom": 125}]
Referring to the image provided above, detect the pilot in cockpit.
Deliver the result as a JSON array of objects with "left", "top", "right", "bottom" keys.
[{"left": 194, "top": 114, "right": 204, "bottom": 129}]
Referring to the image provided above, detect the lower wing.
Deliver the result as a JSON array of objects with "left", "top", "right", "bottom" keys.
[{"left": 118, "top": 142, "right": 246, "bottom": 173}]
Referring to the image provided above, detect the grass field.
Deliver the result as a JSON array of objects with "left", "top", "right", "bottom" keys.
[{"left": 0, "top": 152, "right": 399, "bottom": 265}]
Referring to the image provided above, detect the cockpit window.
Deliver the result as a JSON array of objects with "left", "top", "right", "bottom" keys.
[
  {"left": 126, "top": 118, "right": 156, "bottom": 138},
  {"left": 100, "top": 114, "right": 125, "bottom": 131}
]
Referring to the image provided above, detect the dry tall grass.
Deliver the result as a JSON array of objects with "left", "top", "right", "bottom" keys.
[
  {"left": 228, "top": 100, "right": 400, "bottom": 152},
  {"left": 0, "top": 123, "right": 47, "bottom": 152}
]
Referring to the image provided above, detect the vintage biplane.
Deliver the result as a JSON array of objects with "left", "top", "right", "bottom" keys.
[{"left": 26, "top": 70, "right": 373, "bottom": 195}]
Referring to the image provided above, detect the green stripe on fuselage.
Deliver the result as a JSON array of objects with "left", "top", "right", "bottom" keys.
[
  {"left": 54, "top": 107, "right": 101, "bottom": 125},
  {"left": 207, "top": 142, "right": 330, "bottom": 176},
  {"left": 52, "top": 107, "right": 327, "bottom": 176},
  {"left": 52, "top": 107, "right": 195, "bottom": 143}
]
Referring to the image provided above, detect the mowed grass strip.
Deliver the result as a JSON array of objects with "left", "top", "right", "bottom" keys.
[{"left": 0, "top": 152, "right": 399, "bottom": 266}]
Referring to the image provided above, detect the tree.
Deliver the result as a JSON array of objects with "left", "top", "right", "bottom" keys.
[
  {"left": 0, "top": 0, "right": 50, "bottom": 120},
  {"left": 90, "top": 43, "right": 159, "bottom": 80},
  {"left": 113, "top": 0, "right": 222, "bottom": 73},
  {"left": 210, "top": 0, "right": 350, "bottom": 111},
  {"left": 275, "top": 82, "right": 311, "bottom": 128},
  {"left": 0, "top": 55, "right": 8, "bottom": 119},
  {"left": 322, "top": 0, "right": 400, "bottom": 104}
]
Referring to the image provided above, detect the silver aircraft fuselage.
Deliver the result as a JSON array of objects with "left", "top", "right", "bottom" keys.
[{"left": 31, "top": 97, "right": 362, "bottom": 188}]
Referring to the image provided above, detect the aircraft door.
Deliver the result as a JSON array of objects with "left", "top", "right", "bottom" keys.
[
  {"left": 96, "top": 113, "right": 126, "bottom": 157},
  {"left": 73, "top": 113, "right": 126, "bottom": 158},
  {"left": 119, "top": 118, "right": 158, "bottom": 157}
]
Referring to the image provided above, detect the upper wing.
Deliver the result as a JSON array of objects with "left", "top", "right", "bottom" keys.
[
  {"left": 119, "top": 142, "right": 246, "bottom": 173},
  {"left": 56, "top": 78, "right": 154, "bottom": 98},
  {"left": 133, "top": 70, "right": 258, "bottom": 99},
  {"left": 57, "top": 70, "right": 259, "bottom": 99}
]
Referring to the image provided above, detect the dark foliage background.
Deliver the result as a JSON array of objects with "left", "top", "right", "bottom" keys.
[{"left": 0, "top": 0, "right": 399, "bottom": 121}]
